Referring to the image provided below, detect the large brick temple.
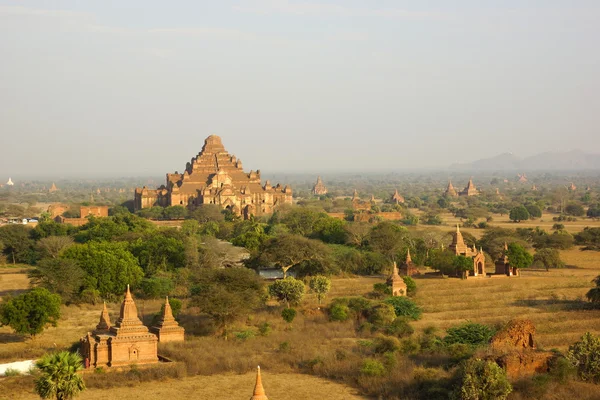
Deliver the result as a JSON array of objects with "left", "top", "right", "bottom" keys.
[{"left": 134, "top": 135, "right": 293, "bottom": 219}]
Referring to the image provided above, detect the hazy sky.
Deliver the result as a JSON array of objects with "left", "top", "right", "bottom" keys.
[{"left": 1, "top": 1, "right": 599, "bottom": 178}]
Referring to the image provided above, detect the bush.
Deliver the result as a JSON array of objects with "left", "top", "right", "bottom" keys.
[
  {"left": 384, "top": 296, "right": 422, "bottom": 320},
  {"left": 281, "top": 308, "right": 297, "bottom": 324},
  {"left": 258, "top": 322, "right": 272, "bottom": 336},
  {"left": 373, "top": 282, "right": 392, "bottom": 296},
  {"left": 384, "top": 317, "right": 414, "bottom": 338},
  {"left": 373, "top": 335, "right": 401, "bottom": 354},
  {"left": 454, "top": 358, "right": 512, "bottom": 400},
  {"left": 3, "top": 368, "right": 21, "bottom": 376},
  {"left": 234, "top": 329, "right": 256, "bottom": 341},
  {"left": 360, "top": 359, "right": 386, "bottom": 376},
  {"left": 566, "top": 332, "right": 600, "bottom": 383},
  {"left": 367, "top": 303, "right": 397, "bottom": 327},
  {"left": 402, "top": 276, "right": 417, "bottom": 297},
  {"left": 328, "top": 303, "right": 350, "bottom": 322},
  {"left": 444, "top": 322, "right": 496, "bottom": 347}
]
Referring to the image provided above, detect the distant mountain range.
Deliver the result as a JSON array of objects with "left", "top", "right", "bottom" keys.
[{"left": 449, "top": 150, "right": 600, "bottom": 171}]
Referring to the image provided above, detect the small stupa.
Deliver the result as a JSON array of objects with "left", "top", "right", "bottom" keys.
[
  {"left": 6, "top": 177, "right": 14, "bottom": 186},
  {"left": 250, "top": 366, "right": 268, "bottom": 400},
  {"left": 386, "top": 262, "right": 407, "bottom": 296},
  {"left": 399, "top": 249, "right": 418, "bottom": 276},
  {"left": 150, "top": 297, "right": 185, "bottom": 343}
]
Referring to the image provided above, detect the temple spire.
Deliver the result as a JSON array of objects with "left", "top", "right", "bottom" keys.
[
  {"left": 95, "top": 301, "right": 111, "bottom": 332},
  {"left": 405, "top": 248, "right": 412, "bottom": 263},
  {"left": 250, "top": 366, "right": 268, "bottom": 400}
]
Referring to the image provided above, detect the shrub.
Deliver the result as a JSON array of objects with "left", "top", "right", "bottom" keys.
[
  {"left": 360, "top": 359, "right": 386, "bottom": 376},
  {"left": 402, "top": 276, "right": 417, "bottom": 296},
  {"left": 367, "top": 303, "right": 396, "bottom": 327},
  {"left": 566, "top": 332, "right": 600, "bottom": 383},
  {"left": 328, "top": 303, "right": 350, "bottom": 322},
  {"left": 373, "top": 282, "right": 392, "bottom": 296},
  {"left": 454, "top": 358, "right": 512, "bottom": 400},
  {"left": 3, "top": 368, "right": 21, "bottom": 376},
  {"left": 258, "top": 322, "right": 272, "bottom": 336},
  {"left": 234, "top": 329, "right": 256, "bottom": 341},
  {"left": 373, "top": 335, "right": 401, "bottom": 354},
  {"left": 281, "top": 308, "right": 297, "bottom": 324},
  {"left": 444, "top": 322, "right": 496, "bottom": 347},
  {"left": 384, "top": 317, "right": 414, "bottom": 338},
  {"left": 0, "top": 288, "right": 61, "bottom": 337},
  {"left": 384, "top": 296, "right": 422, "bottom": 320}
]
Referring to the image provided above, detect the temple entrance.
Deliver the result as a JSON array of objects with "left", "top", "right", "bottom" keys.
[{"left": 477, "top": 262, "right": 484, "bottom": 275}]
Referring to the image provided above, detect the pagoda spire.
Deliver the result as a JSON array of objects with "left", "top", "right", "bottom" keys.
[
  {"left": 95, "top": 301, "right": 111, "bottom": 332},
  {"left": 405, "top": 248, "right": 412, "bottom": 263},
  {"left": 250, "top": 366, "right": 268, "bottom": 400},
  {"left": 113, "top": 284, "right": 143, "bottom": 330}
]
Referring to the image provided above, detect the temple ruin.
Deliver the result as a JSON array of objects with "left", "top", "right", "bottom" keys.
[
  {"left": 449, "top": 225, "right": 486, "bottom": 276},
  {"left": 80, "top": 286, "right": 184, "bottom": 368},
  {"left": 311, "top": 176, "right": 328, "bottom": 195},
  {"left": 495, "top": 242, "right": 519, "bottom": 276},
  {"left": 459, "top": 178, "right": 478, "bottom": 196},
  {"left": 390, "top": 189, "right": 405, "bottom": 204},
  {"left": 134, "top": 135, "right": 293, "bottom": 219},
  {"left": 399, "top": 249, "right": 418, "bottom": 276},
  {"left": 387, "top": 262, "right": 407, "bottom": 296},
  {"left": 444, "top": 181, "right": 458, "bottom": 197}
]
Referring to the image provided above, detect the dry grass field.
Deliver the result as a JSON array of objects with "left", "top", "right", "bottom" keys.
[{"left": 3, "top": 371, "right": 366, "bottom": 400}]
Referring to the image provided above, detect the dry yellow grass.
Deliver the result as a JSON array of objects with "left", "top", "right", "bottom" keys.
[{"left": 4, "top": 372, "right": 366, "bottom": 400}]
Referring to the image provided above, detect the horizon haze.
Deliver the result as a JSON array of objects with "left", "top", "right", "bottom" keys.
[{"left": 1, "top": 1, "right": 599, "bottom": 178}]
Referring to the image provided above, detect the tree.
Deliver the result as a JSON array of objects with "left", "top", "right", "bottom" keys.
[
  {"left": 507, "top": 243, "right": 533, "bottom": 271},
  {"left": 384, "top": 296, "right": 422, "bottom": 320},
  {"left": 253, "top": 234, "right": 332, "bottom": 278},
  {"left": 453, "top": 255, "right": 474, "bottom": 280},
  {"left": 309, "top": 275, "right": 331, "bottom": 306},
  {"left": 429, "top": 249, "right": 457, "bottom": 276},
  {"left": 0, "top": 224, "right": 37, "bottom": 264},
  {"left": 575, "top": 227, "right": 600, "bottom": 251},
  {"left": 281, "top": 308, "right": 297, "bottom": 324},
  {"left": 509, "top": 206, "right": 530, "bottom": 222},
  {"left": 163, "top": 205, "right": 188, "bottom": 220},
  {"left": 367, "top": 222, "right": 408, "bottom": 261},
  {"left": 129, "top": 232, "right": 186, "bottom": 275},
  {"left": 586, "top": 276, "right": 600, "bottom": 303},
  {"left": 454, "top": 358, "right": 512, "bottom": 400},
  {"left": 29, "top": 259, "right": 85, "bottom": 303},
  {"left": 34, "top": 351, "right": 85, "bottom": 400},
  {"left": 61, "top": 242, "right": 143, "bottom": 298},
  {"left": 37, "top": 236, "right": 74, "bottom": 259},
  {"left": 566, "top": 332, "right": 600, "bottom": 383},
  {"left": 533, "top": 248, "right": 565, "bottom": 271},
  {"left": 444, "top": 322, "right": 496, "bottom": 347},
  {"left": 565, "top": 203, "right": 585, "bottom": 217},
  {"left": 188, "top": 204, "right": 224, "bottom": 223},
  {"left": 0, "top": 288, "right": 61, "bottom": 337},
  {"left": 268, "top": 277, "right": 305, "bottom": 308},
  {"left": 138, "top": 276, "right": 174, "bottom": 299},
  {"left": 190, "top": 268, "right": 263, "bottom": 339},
  {"left": 525, "top": 204, "right": 542, "bottom": 219}
]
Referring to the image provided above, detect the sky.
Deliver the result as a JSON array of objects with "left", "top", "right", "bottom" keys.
[{"left": 1, "top": 0, "right": 599, "bottom": 178}]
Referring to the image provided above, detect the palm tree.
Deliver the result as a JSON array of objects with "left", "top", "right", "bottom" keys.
[{"left": 34, "top": 351, "right": 85, "bottom": 400}]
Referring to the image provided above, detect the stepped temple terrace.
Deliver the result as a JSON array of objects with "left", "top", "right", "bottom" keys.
[
  {"left": 80, "top": 287, "right": 184, "bottom": 368},
  {"left": 134, "top": 135, "right": 293, "bottom": 219}
]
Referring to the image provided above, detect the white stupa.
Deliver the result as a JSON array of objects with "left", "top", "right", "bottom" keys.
[{"left": 6, "top": 177, "right": 14, "bottom": 186}]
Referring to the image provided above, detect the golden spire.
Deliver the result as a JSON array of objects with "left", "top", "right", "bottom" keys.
[
  {"left": 405, "top": 248, "right": 412, "bottom": 263},
  {"left": 250, "top": 366, "right": 268, "bottom": 400}
]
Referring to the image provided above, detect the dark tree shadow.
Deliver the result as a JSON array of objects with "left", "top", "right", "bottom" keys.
[
  {"left": 0, "top": 289, "right": 27, "bottom": 298},
  {"left": 0, "top": 332, "right": 26, "bottom": 344},
  {"left": 513, "top": 298, "right": 597, "bottom": 311}
]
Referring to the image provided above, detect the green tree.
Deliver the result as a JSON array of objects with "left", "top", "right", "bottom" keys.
[
  {"left": 28, "top": 259, "right": 85, "bottom": 303},
  {"left": 137, "top": 206, "right": 165, "bottom": 220},
  {"left": 281, "top": 308, "right": 297, "bottom": 324},
  {"left": 384, "top": 296, "right": 422, "bottom": 320},
  {"left": 444, "top": 322, "right": 496, "bottom": 347},
  {"left": 181, "top": 219, "right": 200, "bottom": 236},
  {"left": 138, "top": 276, "right": 174, "bottom": 299},
  {"left": 507, "top": 243, "right": 533, "bottom": 272},
  {"left": 34, "top": 351, "right": 85, "bottom": 400},
  {"left": 37, "top": 236, "right": 74, "bottom": 259},
  {"left": 309, "top": 275, "right": 331, "bottom": 306},
  {"left": 0, "top": 288, "right": 61, "bottom": 337},
  {"left": 453, "top": 255, "right": 474, "bottom": 280},
  {"left": 368, "top": 222, "right": 408, "bottom": 260},
  {"left": 565, "top": 203, "right": 585, "bottom": 217},
  {"left": 252, "top": 234, "right": 332, "bottom": 278},
  {"left": 525, "top": 204, "right": 542, "bottom": 219},
  {"left": 509, "top": 206, "right": 530, "bottom": 222},
  {"left": 163, "top": 205, "right": 188, "bottom": 220},
  {"left": 533, "top": 248, "right": 565, "bottom": 271},
  {"left": 188, "top": 204, "right": 224, "bottom": 223},
  {"left": 190, "top": 268, "right": 263, "bottom": 339},
  {"left": 268, "top": 277, "right": 305, "bottom": 308},
  {"left": 575, "top": 227, "right": 600, "bottom": 251},
  {"left": 0, "top": 224, "right": 37, "bottom": 264},
  {"left": 586, "top": 276, "right": 600, "bottom": 303},
  {"left": 455, "top": 358, "right": 512, "bottom": 400},
  {"left": 62, "top": 242, "right": 143, "bottom": 297},
  {"left": 129, "top": 232, "right": 186, "bottom": 275},
  {"left": 566, "top": 332, "right": 600, "bottom": 383}
]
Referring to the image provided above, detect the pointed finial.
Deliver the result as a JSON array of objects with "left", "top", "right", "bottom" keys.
[
  {"left": 406, "top": 248, "right": 412, "bottom": 263},
  {"left": 250, "top": 365, "right": 268, "bottom": 400},
  {"left": 125, "top": 284, "right": 132, "bottom": 299},
  {"left": 456, "top": 224, "right": 460, "bottom": 232}
]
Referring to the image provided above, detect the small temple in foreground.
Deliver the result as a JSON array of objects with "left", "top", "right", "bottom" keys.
[
  {"left": 135, "top": 135, "right": 293, "bottom": 219},
  {"left": 387, "top": 262, "right": 407, "bottom": 296},
  {"left": 80, "top": 287, "right": 184, "bottom": 368},
  {"left": 449, "top": 225, "right": 485, "bottom": 276}
]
